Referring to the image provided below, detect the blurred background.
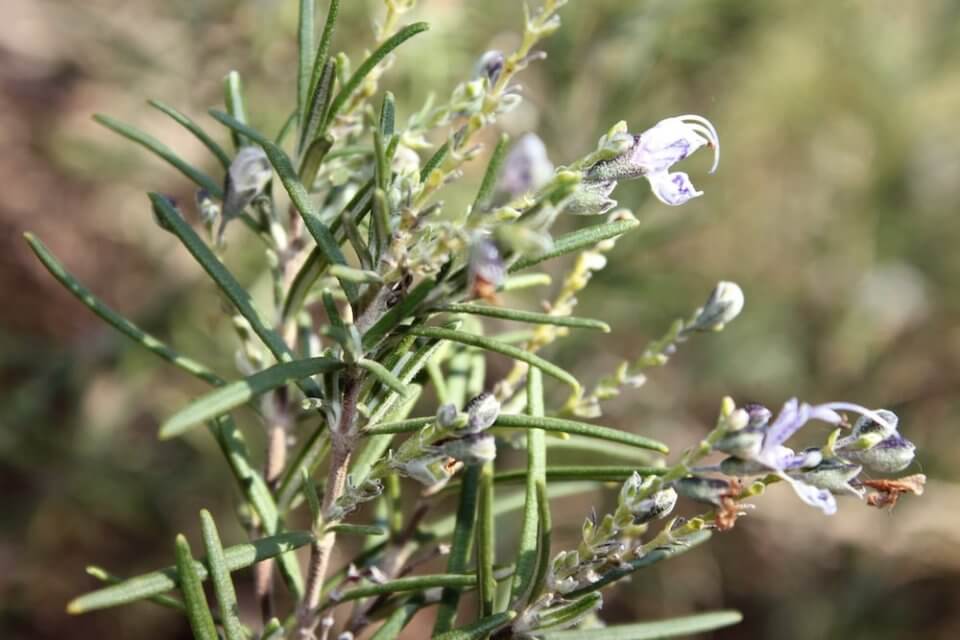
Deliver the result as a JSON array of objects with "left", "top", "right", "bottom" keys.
[{"left": 3, "top": 0, "right": 959, "bottom": 638}]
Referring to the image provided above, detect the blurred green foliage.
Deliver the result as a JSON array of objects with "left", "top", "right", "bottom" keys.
[{"left": 2, "top": 0, "right": 959, "bottom": 638}]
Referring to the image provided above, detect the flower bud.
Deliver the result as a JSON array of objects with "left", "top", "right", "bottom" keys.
[
  {"left": 468, "top": 236, "right": 505, "bottom": 300},
  {"left": 436, "top": 403, "right": 460, "bottom": 429},
  {"left": 439, "top": 432, "right": 497, "bottom": 465},
  {"left": 843, "top": 434, "right": 916, "bottom": 474},
  {"left": 224, "top": 146, "right": 272, "bottom": 216},
  {"left": 562, "top": 179, "right": 618, "bottom": 216},
  {"left": 464, "top": 391, "right": 500, "bottom": 432},
  {"left": 674, "top": 476, "right": 738, "bottom": 506},
  {"left": 690, "top": 281, "right": 745, "bottom": 331},
  {"left": 788, "top": 459, "right": 863, "bottom": 496},
  {"left": 629, "top": 488, "right": 678, "bottom": 524},
  {"left": 496, "top": 133, "right": 554, "bottom": 199},
  {"left": 714, "top": 428, "right": 764, "bottom": 460},
  {"left": 474, "top": 50, "right": 504, "bottom": 86}
]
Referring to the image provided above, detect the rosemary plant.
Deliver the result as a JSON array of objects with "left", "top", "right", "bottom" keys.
[{"left": 29, "top": 1, "right": 924, "bottom": 638}]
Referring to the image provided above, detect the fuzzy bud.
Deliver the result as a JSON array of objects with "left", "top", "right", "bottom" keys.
[
  {"left": 673, "top": 476, "right": 738, "bottom": 506},
  {"left": 474, "top": 50, "right": 505, "bottom": 86},
  {"left": 844, "top": 434, "right": 916, "bottom": 474},
  {"left": 690, "top": 281, "right": 745, "bottom": 331},
  {"left": 464, "top": 391, "right": 500, "bottom": 433},
  {"left": 436, "top": 403, "right": 460, "bottom": 429},
  {"left": 496, "top": 133, "right": 555, "bottom": 198}
]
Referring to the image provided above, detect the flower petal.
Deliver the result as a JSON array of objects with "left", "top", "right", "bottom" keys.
[{"left": 646, "top": 171, "right": 703, "bottom": 206}]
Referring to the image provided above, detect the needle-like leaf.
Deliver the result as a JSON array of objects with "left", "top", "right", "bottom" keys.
[
  {"left": 538, "top": 610, "right": 742, "bottom": 640},
  {"left": 148, "top": 100, "right": 231, "bottom": 169},
  {"left": 160, "top": 357, "right": 343, "bottom": 439},
  {"left": 434, "top": 302, "right": 610, "bottom": 332},
  {"left": 173, "top": 534, "right": 218, "bottom": 640},
  {"left": 199, "top": 511, "right": 244, "bottom": 640},
  {"left": 493, "top": 414, "right": 669, "bottom": 453},
  {"left": 509, "top": 217, "right": 640, "bottom": 273},
  {"left": 68, "top": 531, "right": 314, "bottom": 614}
]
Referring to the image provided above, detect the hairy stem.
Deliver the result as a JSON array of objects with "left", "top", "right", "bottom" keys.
[{"left": 294, "top": 377, "right": 360, "bottom": 638}]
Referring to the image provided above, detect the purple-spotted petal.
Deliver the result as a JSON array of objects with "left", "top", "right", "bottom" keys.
[
  {"left": 647, "top": 171, "right": 703, "bottom": 206},
  {"left": 632, "top": 117, "right": 710, "bottom": 174},
  {"left": 779, "top": 473, "right": 838, "bottom": 515}
]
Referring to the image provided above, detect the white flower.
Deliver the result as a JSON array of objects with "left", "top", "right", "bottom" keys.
[{"left": 587, "top": 114, "right": 719, "bottom": 206}]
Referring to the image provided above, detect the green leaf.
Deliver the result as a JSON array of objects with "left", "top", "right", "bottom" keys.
[
  {"left": 407, "top": 326, "right": 580, "bottom": 391},
  {"left": 510, "top": 368, "right": 547, "bottom": 606},
  {"left": 358, "top": 358, "right": 408, "bottom": 397},
  {"left": 298, "top": 59, "right": 336, "bottom": 173},
  {"left": 160, "top": 357, "right": 343, "bottom": 439},
  {"left": 223, "top": 71, "right": 249, "bottom": 149},
  {"left": 435, "top": 302, "right": 610, "bottom": 332},
  {"left": 420, "top": 140, "right": 449, "bottom": 182},
  {"left": 433, "top": 611, "right": 517, "bottom": 640},
  {"left": 370, "top": 596, "right": 424, "bottom": 640},
  {"left": 325, "top": 574, "right": 475, "bottom": 606},
  {"left": 327, "top": 523, "right": 386, "bottom": 536},
  {"left": 148, "top": 100, "right": 231, "bottom": 169},
  {"left": 208, "top": 110, "right": 358, "bottom": 302},
  {"left": 93, "top": 114, "right": 222, "bottom": 198},
  {"left": 85, "top": 566, "right": 186, "bottom": 614},
  {"left": 433, "top": 464, "right": 481, "bottom": 634},
  {"left": 149, "top": 194, "right": 319, "bottom": 397},
  {"left": 24, "top": 233, "right": 224, "bottom": 387},
  {"left": 173, "top": 534, "right": 218, "bottom": 640},
  {"left": 199, "top": 511, "right": 244, "bottom": 640},
  {"left": 564, "top": 530, "right": 713, "bottom": 598},
  {"left": 277, "top": 429, "right": 330, "bottom": 513},
  {"left": 509, "top": 217, "right": 640, "bottom": 273},
  {"left": 533, "top": 592, "right": 602, "bottom": 632},
  {"left": 488, "top": 465, "right": 665, "bottom": 485},
  {"left": 300, "top": 0, "right": 340, "bottom": 144},
  {"left": 282, "top": 180, "right": 373, "bottom": 323},
  {"left": 68, "top": 531, "right": 314, "bottom": 614},
  {"left": 476, "top": 461, "right": 496, "bottom": 617},
  {"left": 324, "top": 22, "right": 429, "bottom": 128},
  {"left": 539, "top": 610, "right": 743, "bottom": 640},
  {"left": 297, "top": 0, "right": 316, "bottom": 128},
  {"left": 360, "top": 416, "right": 435, "bottom": 436},
  {"left": 471, "top": 132, "right": 510, "bottom": 214},
  {"left": 493, "top": 414, "right": 669, "bottom": 454},
  {"left": 379, "top": 92, "right": 396, "bottom": 137}
]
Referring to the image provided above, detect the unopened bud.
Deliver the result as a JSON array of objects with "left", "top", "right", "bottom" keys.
[
  {"left": 844, "top": 434, "right": 916, "bottom": 474},
  {"left": 496, "top": 133, "right": 554, "bottom": 198},
  {"left": 629, "top": 488, "right": 678, "bottom": 524},
  {"left": 439, "top": 433, "right": 497, "bottom": 465},
  {"left": 690, "top": 281, "right": 745, "bottom": 331},
  {"left": 851, "top": 409, "right": 899, "bottom": 440},
  {"left": 474, "top": 50, "right": 504, "bottom": 86},
  {"left": 223, "top": 146, "right": 272, "bottom": 219},
  {"left": 436, "top": 403, "right": 459, "bottom": 429},
  {"left": 789, "top": 459, "right": 862, "bottom": 496},
  {"left": 464, "top": 391, "right": 500, "bottom": 432},
  {"left": 673, "top": 476, "right": 738, "bottom": 506}
]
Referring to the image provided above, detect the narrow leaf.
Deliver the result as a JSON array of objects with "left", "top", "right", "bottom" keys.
[
  {"left": 85, "top": 566, "right": 185, "bottom": 614},
  {"left": 509, "top": 218, "right": 640, "bottom": 273},
  {"left": 359, "top": 358, "right": 408, "bottom": 397},
  {"left": 360, "top": 416, "right": 434, "bottom": 436},
  {"left": 370, "top": 597, "right": 424, "bottom": 640},
  {"left": 149, "top": 193, "right": 319, "bottom": 399},
  {"left": 297, "top": 0, "right": 316, "bottom": 127},
  {"left": 435, "top": 303, "right": 610, "bottom": 332},
  {"left": 174, "top": 534, "right": 218, "bottom": 640},
  {"left": 148, "top": 100, "right": 231, "bottom": 169},
  {"left": 476, "top": 461, "right": 496, "bottom": 616},
  {"left": 301, "top": 468, "right": 322, "bottom": 526},
  {"left": 298, "top": 58, "right": 336, "bottom": 167},
  {"left": 94, "top": 114, "right": 222, "bottom": 197},
  {"left": 326, "top": 574, "right": 475, "bottom": 606},
  {"left": 361, "top": 278, "right": 434, "bottom": 351},
  {"left": 433, "top": 464, "right": 481, "bottom": 634},
  {"left": 533, "top": 592, "right": 602, "bottom": 632},
  {"left": 324, "top": 22, "right": 429, "bottom": 128},
  {"left": 68, "top": 531, "right": 314, "bottom": 614},
  {"left": 434, "top": 611, "right": 517, "bottom": 640},
  {"left": 420, "top": 141, "right": 448, "bottom": 182},
  {"left": 327, "top": 523, "right": 386, "bottom": 536},
  {"left": 301, "top": 0, "right": 340, "bottom": 141},
  {"left": 199, "top": 511, "right": 244, "bottom": 640},
  {"left": 24, "top": 233, "right": 223, "bottom": 387},
  {"left": 471, "top": 132, "right": 510, "bottom": 213},
  {"left": 223, "top": 71, "right": 249, "bottom": 149},
  {"left": 160, "top": 357, "right": 342, "bottom": 439},
  {"left": 407, "top": 326, "right": 580, "bottom": 391},
  {"left": 493, "top": 414, "right": 669, "bottom": 454},
  {"left": 539, "top": 610, "right": 743, "bottom": 640}
]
